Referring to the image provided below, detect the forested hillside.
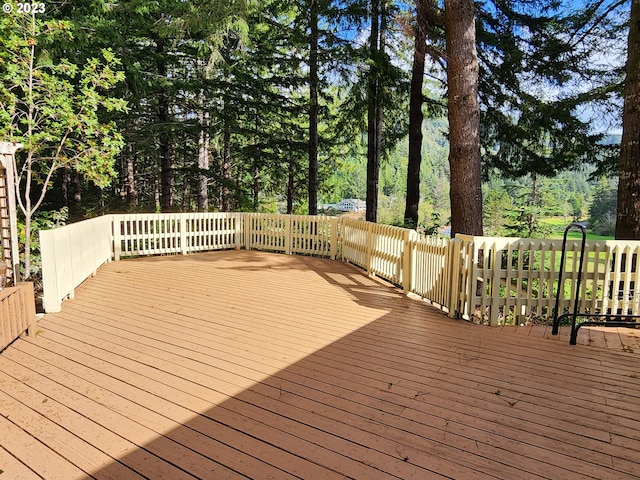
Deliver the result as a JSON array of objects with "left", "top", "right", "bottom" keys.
[
  {"left": 0, "top": 0, "right": 635, "bottom": 278},
  {"left": 323, "top": 119, "right": 619, "bottom": 237}
]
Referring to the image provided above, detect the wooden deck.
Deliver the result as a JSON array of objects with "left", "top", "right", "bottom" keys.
[{"left": 1, "top": 250, "right": 640, "bottom": 479}]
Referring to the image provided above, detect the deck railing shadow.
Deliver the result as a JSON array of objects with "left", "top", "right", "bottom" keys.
[{"left": 39, "top": 212, "right": 640, "bottom": 326}]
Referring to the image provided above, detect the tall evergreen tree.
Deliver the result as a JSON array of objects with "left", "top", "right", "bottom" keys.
[
  {"left": 309, "top": 0, "right": 320, "bottom": 215},
  {"left": 477, "top": 0, "right": 627, "bottom": 178},
  {"left": 404, "top": 0, "right": 626, "bottom": 234},
  {"left": 404, "top": 0, "right": 443, "bottom": 228},
  {"left": 616, "top": 0, "right": 640, "bottom": 239},
  {"left": 445, "top": 0, "right": 483, "bottom": 236},
  {"left": 366, "top": 0, "right": 385, "bottom": 222}
]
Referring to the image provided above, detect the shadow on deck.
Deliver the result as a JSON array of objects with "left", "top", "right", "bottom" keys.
[{"left": 1, "top": 250, "right": 639, "bottom": 479}]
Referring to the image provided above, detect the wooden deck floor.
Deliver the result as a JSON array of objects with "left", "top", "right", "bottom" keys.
[{"left": 1, "top": 250, "right": 640, "bottom": 480}]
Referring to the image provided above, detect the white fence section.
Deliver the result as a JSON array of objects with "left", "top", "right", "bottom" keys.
[
  {"left": 601, "top": 242, "right": 640, "bottom": 316},
  {"left": 42, "top": 213, "right": 341, "bottom": 312},
  {"left": 112, "top": 213, "right": 244, "bottom": 259},
  {"left": 39, "top": 212, "right": 640, "bottom": 329},
  {"left": 289, "top": 215, "right": 337, "bottom": 258},
  {"left": 40, "top": 215, "right": 113, "bottom": 312},
  {"left": 340, "top": 218, "right": 408, "bottom": 286},
  {"left": 453, "top": 235, "right": 640, "bottom": 325},
  {"left": 185, "top": 212, "right": 244, "bottom": 252},
  {"left": 243, "top": 213, "right": 338, "bottom": 257},
  {"left": 407, "top": 234, "right": 452, "bottom": 309}
]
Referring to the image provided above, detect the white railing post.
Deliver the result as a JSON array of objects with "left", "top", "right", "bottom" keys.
[
  {"left": 285, "top": 214, "right": 292, "bottom": 255},
  {"left": 330, "top": 217, "right": 338, "bottom": 260},
  {"left": 112, "top": 215, "right": 122, "bottom": 261},
  {"left": 366, "top": 221, "right": 373, "bottom": 275},
  {"left": 244, "top": 213, "right": 252, "bottom": 250},
  {"left": 468, "top": 237, "right": 480, "bottom": 322},
  {"left": 403, "top": 229, "right": 414, "bottom": 294},
  {"left": 448, "top": 237, "right": 462, "bottom": 319},
  {"left": 180, "top": 214, "right": 188, "bottom": 255},
  {"left": 235, "top": 213, "right": 243, "bottom": 249},
  {"left": 39, "top": 228, "right": 61, "bottom": 313}
]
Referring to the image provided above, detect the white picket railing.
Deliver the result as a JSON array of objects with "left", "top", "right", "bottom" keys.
[
  {"left": 39, "top": 213, "right": 640, "bottom": 330},
  {"left": 453, "top": 235, "right": 640, "bottom": 325},
  {"left": 243, "top": 213, "right": 337, "bottom": 257},
  {"left": 112, "top": 212, "right": 244, "bottom": 259},
  {"left": 340, "top": 218, "right": 408, "bottom": 286},
  {"left": 407, "top": 234, "right": 453, "bottom": 309},
  {"left": 40, "top": 215, "right": 113, "bottom": 313}
]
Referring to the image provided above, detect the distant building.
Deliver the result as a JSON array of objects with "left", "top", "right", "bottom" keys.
[{"left": 336, "top": 198, "right": 366, "bottom": 212}]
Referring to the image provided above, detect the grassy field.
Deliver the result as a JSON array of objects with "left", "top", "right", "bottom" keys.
[{"left": 541, "top": 217, "right": 614, "bottom": 241}]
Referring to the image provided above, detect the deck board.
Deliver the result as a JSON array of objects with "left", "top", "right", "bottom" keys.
[{"left": 1, "top": 250, "right": 640, "bottom": 479}]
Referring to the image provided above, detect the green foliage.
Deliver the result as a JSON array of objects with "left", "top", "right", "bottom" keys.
[
  {"left": 0, "top": 17, "right": 126, "bottom": 183},
  {"left": 477, "top": 0, "right": 626, "bottom": 178},
  {"left": 377, "top": 193, "right": 406, "bottom": 226},
  {"left": 483, "top": 187, "right": 512, "bottom": 236},
  {"left": 323, "top": 117, "right": 451, "bottom": 232},
  {"left": 0, "top": 8, "right": 127, "bottom": 277},
  {"left": 0, "top": 0, "right": 623, "bottom": 243},
  {"left": 485, "top": 167, "right": 606, "bottom": 238},
  {"left": 17, "top": 207, "right": 68, "bottom": 279},
  {"left": 589, "top": 178, "right": 617, "bottom": 236}
]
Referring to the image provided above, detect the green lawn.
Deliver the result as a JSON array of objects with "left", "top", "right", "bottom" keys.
[
  {"left": 540, "top": 217, "right": 614, "bottom": 241},
  {"left": 548, "top": 231, "right": 614, "bottom": 241}
]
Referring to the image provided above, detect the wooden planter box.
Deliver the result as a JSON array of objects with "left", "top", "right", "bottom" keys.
[{"left": 0, "top": 282, "right": 36, "bottom": 352}]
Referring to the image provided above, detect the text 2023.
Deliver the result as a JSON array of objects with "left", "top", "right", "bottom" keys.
[{"left": 17, "top": 3, "right": 45, "bottom": 13}]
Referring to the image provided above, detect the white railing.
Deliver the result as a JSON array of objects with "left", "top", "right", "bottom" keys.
[
  {"left": 244, "top": 213, "right": 338, "bottom": 258},
  {"left": 42, "top": 213, "right": 340, "bottom": 312},
  {"left": 187, "top": 212, "right": 244, "bottom": 252},
  {"left": 40, "top": 215, "right": 113, "bottom": 313},
  {"left": 39, "top": 213, "right": 640, "bottom": 329},
  {"left": 341, "top": 218, "right": 408, "bottom": 286},
  {"left": 112, "top": 212, "right": 245, "bottom": 259},
  {"left": 407, "top": 234, "right": 453, "bottom": 309},
  {"left": 454, "top": 235, "right": 640, "bottom": 325}
]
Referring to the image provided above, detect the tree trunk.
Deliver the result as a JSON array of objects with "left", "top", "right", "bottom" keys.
[
  {"left": 616, "top": 0, "right": 640, "bottom": 239},
  {"left": 287, "top": 157, "right": 295, "bottom": 214},
  {"left": 529, "top": 173, "right": 537, "bottom": 234},
  {"left": 125, "top": 146, "right": 137, "bottom": 208},
  {"left": 71, "top": 170, "right": 82, "bottom": 217},
  {"left": 62, "top": 166, "right": 69, "bottom": 206},
  {"left": 159, "top": 132, "right": 175, "bottom": 213},
  {"left": 197, "top": 89, "right": 210, "bottom": 211},
  {"left": 445, "top": 0, "right": 483, "bottom": 236},
  {"left": 98, "top": 187, "right": 104, "bottom": 216},
  {"left": 156, "top": 37, "right": 174, "bottom": 213},
  {"left": 22, "top": 154, "right": 33, "bottom": 280},
  {"left": 182, "top": 142, "right": 190, "bottom": 212},
  {"left": 154, "top": 165, "right": 160, "bottom": 212},
  {"left": 308, "top": 0, "right": 319, "bottom": 215},
  {"left": 222, "top": 119, "right": 232, "bottom": 212},
  {"left": 366, "top": 0, "right": 382, "bottom": 223},
  {"left": 404, "top": 0, "right": 428, "bottom": 229},
  {"left": 253, "top": 163, "right": 259, "bottom": 211},
  {"left": 253, "top": 111, "right": 261, "bottom": 211}
]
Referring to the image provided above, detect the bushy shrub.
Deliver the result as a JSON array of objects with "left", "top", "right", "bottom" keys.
[
  {"left": 17, "top": 207, "right": 68, "bottom": 281},
  {"left": 589, "top": 186, "right": 617, "bottom": 237}
]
